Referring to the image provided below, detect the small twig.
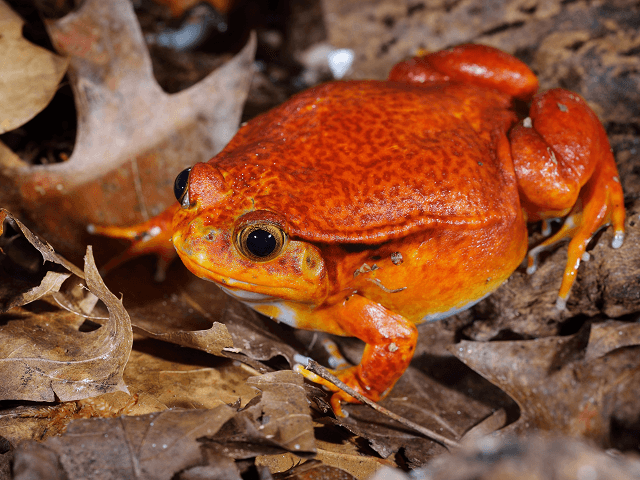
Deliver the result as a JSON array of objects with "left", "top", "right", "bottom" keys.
[{"left": 305, "top": 360, "right": 461, "bottom": 450}]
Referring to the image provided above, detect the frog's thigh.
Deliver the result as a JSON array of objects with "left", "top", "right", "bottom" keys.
[
  {"left": 388, "top": 44, "right": 538, "bottom": 101},
  {"left": 314, "top": 294, "right": 418, "bottom": 398},
  {"left": 510, "top": 88, "right": 608, "bottom": 217}
]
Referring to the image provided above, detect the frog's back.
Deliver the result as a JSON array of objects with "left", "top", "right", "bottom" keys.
[{"left": 216, "top": 81, "right": 521, "bottom": 242}]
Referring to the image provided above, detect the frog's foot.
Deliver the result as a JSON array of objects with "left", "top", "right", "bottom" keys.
[
  {"left": 294, "top": 363, "right": 378, "bottom": 417},
  {"left": 88, "top": 204, "right": 179, "bottom": 281},
  {"left": 294, "top": 339, "right": 376, "bottom": 415},
  {"left": 526, "top": 210, "right": 583, "bottom": 277},
  {"left": 525, "top": 168, "right": 625, "bottom": 309},
  {"left": 388, "top": 43, "right": 538, "bottom": 101}
]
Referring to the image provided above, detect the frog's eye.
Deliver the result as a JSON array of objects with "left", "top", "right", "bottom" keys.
[
  {"left": 174, "top": 167, "right": 192, "bottom": 208},
  {"left": 236, "top": 223, "right": 286, "bottom": 262}
]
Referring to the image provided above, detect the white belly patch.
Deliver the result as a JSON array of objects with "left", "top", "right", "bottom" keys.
[{"left": 421, "top": 291, "right": 492, "bottom": 322}]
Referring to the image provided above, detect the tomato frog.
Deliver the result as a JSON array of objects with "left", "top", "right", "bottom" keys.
[{"left": 91, "top": 44, "right": 625, "bottom": 415}]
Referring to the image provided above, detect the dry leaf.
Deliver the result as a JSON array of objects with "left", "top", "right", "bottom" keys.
[
  {"left": 133, "top": 322, "right": 233, "bottom": 356},
  {"left": 221, "top": 300, "right": 301, "bottom": 366},
  {"left": 12, "top": 441, "right": 63, "bottom": 480},
  {"left": 246, "top": 371, "right": 316, "bottom": 454},
  {"left": 0, "top": 391, "right": 153, "bottom": 443},
  {"left": 14, "top": 406, "right": 237, "bottom": 480},
  {"left": 0, "top": 209, "right": 82, "bottom": 280},
  {"left": 208, "top": 371, "right": 316, "bottom": 458},
  {"left": 450, "top": 326, "right": 640, "bottom": 445},
  {"left": 0, "top": 209, "right": 77, "bottom": 312},
  {"left": 0, "top": 0, "right": 255, "bottom": 255},
  {"left": 119, "top": 270, "right": 234, "bottom": 357},
  {"left": 0, "top": 270, "right": 70, "bottom": 314},
  {"left": 257, "top": 448, "right": 390, "bottom": 480},
  {"left": 123, "top": 340, "right": 259, "bottom": 410},
  {"left": 412, "top": 434, "right": 640, "bottom": 480},
  {"left": 585, "top": 320, "right": 640, "bottom": 361},
  {"left": 0, "top": 210, "right": 132, "bottom": 402},
  {"left": 0, "top": 341, "right": 258, "bottom": 445},
  {"left": 273, "top": 462, "right": 358, "bottom": 480},
  {"left": 179, "top": 452, "right": 243, "bottom": 480},
  {"left": 0, "top": 1, "right": 69, "bottom": 134}
]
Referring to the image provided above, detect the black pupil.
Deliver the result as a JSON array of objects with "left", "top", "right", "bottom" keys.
[
  {"left": 174, "top": 167, "right": 191, "bottom": 202},
  {"left": 246, "top": 229, "right": 277, "bottom": 257}
]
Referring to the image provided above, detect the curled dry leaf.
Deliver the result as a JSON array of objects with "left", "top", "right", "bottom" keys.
[
  {"left": 450, "top": 327, "right": 640, "bottom": 445},
  {"left": 0, "top": 209, "right": 82, "bottom": 281},
  {"left": 221, "top": 300, "right": 301, "bottom": 366},
  {"left": 0, "top": 210, "right": 132, "bottom": 402},
  {"left": 1, "top": 208, "right": 80, "bottom": 311},
  {"left": 127, "top": 277, "right": 233, "bottom": 356},
  {"left": 0, "top": 0, "right": 255, "bottom": 255},
  {"left": 1, "top": 270, "right": 69, "bottom": 314},
  {"left": 15, "top": 406, "right": 237, "bottom": 480},
  {"left": 0, "top": 1, "right": 69, "bottom": 134}
]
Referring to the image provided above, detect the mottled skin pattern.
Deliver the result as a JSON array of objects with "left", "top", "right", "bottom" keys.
[
  {"left": 214, "top": 81, "right": 519, "bottom": 242},
  {"left": 93, "top": 44, "right": 625, "bottom": 415}
]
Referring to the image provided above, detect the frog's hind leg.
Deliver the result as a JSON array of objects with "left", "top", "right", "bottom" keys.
[
  {"left": 510, "top": 89, "right": 625, "bottom": 307},
  {"left": 388, "top": 43, "right": 538, "bottom": 101}
]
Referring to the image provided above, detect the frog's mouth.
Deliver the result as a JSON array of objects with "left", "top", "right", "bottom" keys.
[
  {"left": 217, "top": 284, "right": 277, "bottom": 302},
  {"left": 173, "top": 240, "right": 306, "bottom": 301}
]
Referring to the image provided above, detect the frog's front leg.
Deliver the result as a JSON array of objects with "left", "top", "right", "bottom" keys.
[
  {"left": 510, "top": 88, "right": 625, "bottom": 306},
  {"left": 296, "top": 294, "right": 418, "bottom": 416},
  {"left": 88, "top": 204, "right": 179, "bottom": 281}
]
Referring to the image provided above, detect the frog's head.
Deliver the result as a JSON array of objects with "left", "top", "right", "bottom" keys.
[{"left": 171, "top": 162, "right": 328, "bottom": 305}]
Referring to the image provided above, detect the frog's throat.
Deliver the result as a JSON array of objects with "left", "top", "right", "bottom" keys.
[{"left": 218, "top": 285, "right": 277, "bottom": 302}]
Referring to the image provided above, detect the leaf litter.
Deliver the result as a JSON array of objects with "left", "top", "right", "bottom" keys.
[
  {"left": 0, "top": 210, "right": 132, "bottom": 403},
  {"left": 13, "top": 371, "right": 318, "bottom": 480},
  {"left": 0, "top": 0, "right": 640, "bottom": 478},
  {"left": 451, "top": 320, "right": 640, "bottom": 445}
]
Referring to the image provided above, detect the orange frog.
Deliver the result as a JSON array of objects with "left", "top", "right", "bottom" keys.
[{"left": 92, "top": 44, "right": 625, "bottom": 414}]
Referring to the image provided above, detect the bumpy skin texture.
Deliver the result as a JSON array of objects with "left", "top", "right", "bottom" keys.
[{"left": 93, "top": 44, "right": 625, "bottom": 415}]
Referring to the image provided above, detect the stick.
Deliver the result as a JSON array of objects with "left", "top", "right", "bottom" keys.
[{"left": 305, "top": 360, "right": 461, "bottom": 450}]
